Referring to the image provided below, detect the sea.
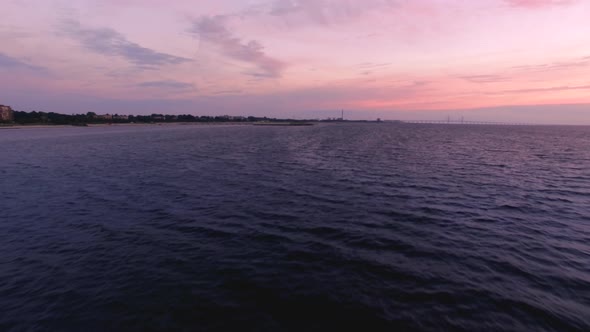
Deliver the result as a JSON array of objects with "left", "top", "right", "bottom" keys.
[{"left": 1, "top": 123, "right": 589, "bottom": 331}]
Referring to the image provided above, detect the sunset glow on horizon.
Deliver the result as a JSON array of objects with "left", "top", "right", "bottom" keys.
[{"left": 2, "top": 0, "right": 590, "bottom": 123}]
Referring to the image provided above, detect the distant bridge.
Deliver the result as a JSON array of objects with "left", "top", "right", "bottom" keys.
[{"left": 395, "top": 120, "right": 536, "bottom": 126}]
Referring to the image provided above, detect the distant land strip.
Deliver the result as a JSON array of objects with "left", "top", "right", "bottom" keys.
[{"left": 0, "top": 110, "right": 329, "bottom": 126}]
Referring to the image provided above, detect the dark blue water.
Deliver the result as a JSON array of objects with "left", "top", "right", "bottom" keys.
[{"left": 1, "top": 123, "right": 589, "bottom": 331}]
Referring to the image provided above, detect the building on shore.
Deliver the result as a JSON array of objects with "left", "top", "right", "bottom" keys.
[
  {"left": 97, "top": 114, "right": 113, "bottom": 120},
  {"left": 0, "top": 105, "right": 14, "bottom": 122},
  {"left": 113, "top": 114, "right": 129, "bottom": 120}
]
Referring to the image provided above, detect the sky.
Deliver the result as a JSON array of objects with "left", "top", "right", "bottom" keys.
[{"left": 1, "top": 0, "right": 590, "bottom": 123}]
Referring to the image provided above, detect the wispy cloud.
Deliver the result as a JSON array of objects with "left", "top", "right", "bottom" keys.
[
  {"left": 356, "top": 62, "right": 392, "bottom": 69},
  {"left": 138, "top": 80, "right": 195, "bottom": 90},
  {"left": 352, "top": 63, "right": 392, "bottom": 77},
  {"left": 213, "top": 89, "right": 243, "bottom": 95},
  {"left": 269, "top": 0, "right": 303, "bottom": 16},
  {"left": 60, "top": 19, "right": 192, "bottom": 69},
  {"left": 190, "top": 15, "right": 285, "bottom": 78},
  {"left": 505, "top": 0, "right": 577, "bottom": 8},
  {"left": 510, "top": 56, "right": 590, "bottom": 73},
  {"left": 489, "top": 84, "right": 590, "bottom": 95},
  {"left": 267, "top": 0, "right": 395, "bottom": 25},
  {"left": 459, "top": 74, "right": 510, "bottom": 83},
  {"left": 0, "top": 52, "right": 48, "bottom": 73}
]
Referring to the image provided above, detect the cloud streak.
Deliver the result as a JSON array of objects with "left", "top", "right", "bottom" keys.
[
  {"left": 190, "top": 16, "right": 285, "bottom": 78},
  {"left": 489, "top": 84, "right": 590, "bottom": 95},
  {"left": 138, "top": 80, "right": 195, "bottom": 90},
  {"left": 459, "top": 74, "right": 510, "bottom": 83},
  {"left": 213, "top": 89, "right": 243, "bottom": 95},
  {"left": 510, "top": 56, "right": 590, "bottom": 73},
  {"left": 268, "top": 0, "right": 395, "bottom": 25},
  {"left": 505, "top": 0, "right": 577, "bottom": 8},
  {"left": 60, "top": 19, "right": 192, "bottom": 69},
  {"left": 0, "top": 52, "right": 47, "bottom": 73}
]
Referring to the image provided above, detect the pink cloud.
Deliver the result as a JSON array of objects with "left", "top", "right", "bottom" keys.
[
  {"left": 505, "top": 0, "right": 577, "bottom": 8},
  {"left": 190, "top": 15, "right": 286, "bottom": 78},
  {"left": 487, "top": 84, "right": 590, "bottom": 95}
]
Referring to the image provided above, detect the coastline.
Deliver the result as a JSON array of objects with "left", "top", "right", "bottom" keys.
[
  {"left": 0, "top": 122, "right": 255, "bottom": 129},
  {"left": 0, "top": 121, "right": 318, "bottom": 129}
]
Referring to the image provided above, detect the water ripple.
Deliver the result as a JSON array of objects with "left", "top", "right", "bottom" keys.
[{"left": 1, "top": 124, "right": 590, "bottom": 331}]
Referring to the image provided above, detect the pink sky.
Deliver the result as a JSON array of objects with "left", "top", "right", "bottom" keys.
[{"left": 1, "top": 0, "right": 590, "bottom": 123}]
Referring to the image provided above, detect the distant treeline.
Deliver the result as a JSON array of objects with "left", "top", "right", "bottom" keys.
[{"left": 12, "top": 111, "right": 302, "bottom": 125}]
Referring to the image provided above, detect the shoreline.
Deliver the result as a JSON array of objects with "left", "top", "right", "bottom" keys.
[
  {"left": 0, "top": 121, "right": 324, "bottom": 129},
  {"left": 0, "top": 122, "right": 265, "bottom": 129}
]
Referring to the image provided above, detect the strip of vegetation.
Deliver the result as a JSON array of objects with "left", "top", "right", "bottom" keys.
[{"left": 10, "top": 111, "right": 310, "bottom": 126}]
